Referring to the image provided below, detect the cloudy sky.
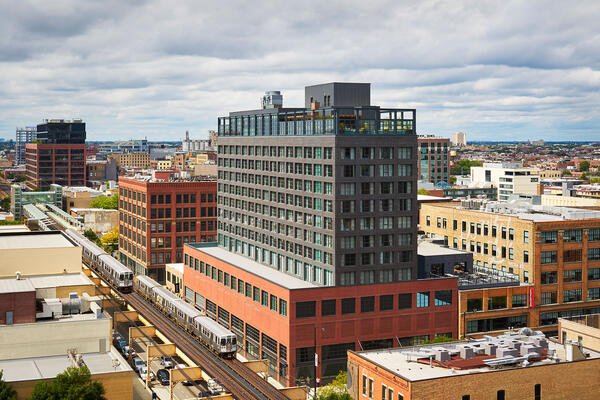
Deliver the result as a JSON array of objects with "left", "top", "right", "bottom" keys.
[{"left": 1, "top": 0, "right": 599, "bottom": 141}]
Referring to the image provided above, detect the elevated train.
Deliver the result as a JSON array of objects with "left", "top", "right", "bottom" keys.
[{"left": 63, "top": 228, "right": 236, "bottom": 358}]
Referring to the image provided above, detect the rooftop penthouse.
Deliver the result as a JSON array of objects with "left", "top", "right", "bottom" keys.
[{"left": 218, "top": 82, "right": 415, "bottom": 137}]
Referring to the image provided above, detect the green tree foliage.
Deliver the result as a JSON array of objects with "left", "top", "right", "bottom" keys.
[
  {"left": 316, "top": 371, "right": 352, "bottom": 400},
  {"left": 84, "top": 228, "right": 101, "bottom": 246},
  {"left": 451, "top": 160, "right": 483, "bottom": 175},
  {"left": 0, "top": 197, "right": 10, "bottom": 211},
  {"left": 417, "top": 188, "right": 430, "bottom": 195},
  {"left": 423, "top": 335, "right": 456, "bottom": 345},
  {"left": 89, "top": 195, "right": 118, "bottom": 210},
  {"left": 29, "top": 366, "right": 105, "bottom": 400},
  {"left": 563, "top": 170, "right": 572, "bottom": 176},
  {"left": 579, "top": 161, "right": 590, "bottom": 172},
  {"left": 0, "top": 370, "right": 17, "bottom": 400}
]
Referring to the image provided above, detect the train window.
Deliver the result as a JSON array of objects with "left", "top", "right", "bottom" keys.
[{"left": 221, "top": 339, "right": 226, "bottom": 346}]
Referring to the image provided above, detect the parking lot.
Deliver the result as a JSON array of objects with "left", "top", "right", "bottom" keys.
[{"left": 111, "top": 310, "right": 211, "bottom": 400}]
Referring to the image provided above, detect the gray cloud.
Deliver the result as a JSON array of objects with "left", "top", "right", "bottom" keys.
[{"left": 0, "top": 0, "right": 598, "bottom": 141}]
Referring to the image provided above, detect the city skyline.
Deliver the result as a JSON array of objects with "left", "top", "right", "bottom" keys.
[{"left": 1, "top": 0, "right": 599, "bottom": 141}]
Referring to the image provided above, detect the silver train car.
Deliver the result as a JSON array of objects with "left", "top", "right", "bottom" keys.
[
  {"left": 133, "top": 275, "right": 237, "bottom": 358},
  {"left": 64, "top": 228, "right": 133, "bottom": 292}
]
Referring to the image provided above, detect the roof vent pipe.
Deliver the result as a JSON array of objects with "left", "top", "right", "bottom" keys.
[{"left": 16, "top": 271, "right": 21, "bottom": 280}]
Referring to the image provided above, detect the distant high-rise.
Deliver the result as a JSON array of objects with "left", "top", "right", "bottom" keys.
[
  {"left": 25, "top": 119, "right": 86, "bottom": 190},
  {"left": 417, "top": 135, "right": 450, "bottom": 186},
  {"left": 15, "top": 127, "right": 37, "bottom": 165},
  {"left": 452, "top": 131, "right": 467, "bottom": 147}
]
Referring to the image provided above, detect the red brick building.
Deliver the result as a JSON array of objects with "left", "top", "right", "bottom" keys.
[
  {"left": 0, "top": 279, "right": 36, "bottom": 325},
  {"left": 183, "top": 243, "right": 458, "bottom": 386},
  {"left": 25, "top": 119, "right": 87, "bottom": 190},
  {"left": 118, "top": 176, "right": 217, "bottom": 283},
  {"left": 25, "top": 143, "right": 86, "bottom": 190}
]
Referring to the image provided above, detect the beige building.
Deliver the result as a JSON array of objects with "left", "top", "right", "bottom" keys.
[
  {"left": 70, "top": 208, "right": 118, "bottom": 235},
  {"left": 192, "top": 163, "right": 218, "bottom": 177},
  {"left": 559, "top": 314, "right": 600, "bottom": 351},
  {"left": 539, "top": 170, "right": 562, "bottom": 179},
  {"left": 348, "top": 330, "right": 600, "bottom": 400},
  {"left": 62, "top": 186, "right": 105, "bottom": 214},
  {"left": 0, "top": 271, "right": 133, "bottom": 399},
  {"left": 107, "top": 152, "right": 150, "bottom": 169},
  {"left": 452, "top": 131, "right": 466, "bottom": 147},
  {"left": 165, "top": 262, "right": 184, "bottom": 297},
  {"left": 0, "top": 232, "right": 82, "bottom": 278},
  {"left": 471, "top": 162, "right": 540, "bottom": 200},
  {"left": 156, "top": 159, "right": 173, "bottom": 170}
]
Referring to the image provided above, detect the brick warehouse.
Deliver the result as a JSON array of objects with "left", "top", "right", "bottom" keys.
[
  {"left": 118, "top": 175, "right": 217, "bottom": 283},
  {"left": 183, "top": 243, "right": 458, "bottom": 386},
  {"left": 181, "top": 83, "right": 459, "bottom": 386}
]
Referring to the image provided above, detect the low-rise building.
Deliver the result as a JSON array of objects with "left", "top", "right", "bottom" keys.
[
  {"left": 62, "top": 186, "right": 105, "bottom": 214},
  {"left": 70, "top": 208, "right": 118, "bottom": 235},
  {"left": 421, "top": 199, "right": 600, "bottom": 336},
  {"left": 165, "top": 262, "right": 184, "bottom": 297},
  {"left": 471, "top": 162, "right": 540, "bottom": 200},
  {"left": 347, "top": 329, "right": 600, "bottom": 400},
  {"left": 107, "top": 152, "right": 151, "bottom": 169}
]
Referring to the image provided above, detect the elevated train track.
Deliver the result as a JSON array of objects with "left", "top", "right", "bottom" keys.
[{"left": 89, "top": 261, "right": 292, "bottom": 400}]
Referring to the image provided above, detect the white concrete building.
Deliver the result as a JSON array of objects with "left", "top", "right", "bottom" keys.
[{"left": 471, "top": 162, "right": 540, "bottom": 201}]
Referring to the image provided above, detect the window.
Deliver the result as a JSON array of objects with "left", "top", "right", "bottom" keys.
[
  {"left": 541, "top": 231, "right": 557, "bottom": 244},
  {"left": 564, "top": 249, "right": 582, "bottom": 263},
  {"left": 462, "top": 396, "right": 470, "bottom": 400},
  {"left": 563, "top": 269, "right": 582, "bottom": 282},
  {"left": 564, "top": 229, "right": 582, "bottom": 243},
  {"left": 535, "top": 384, "right": 541, "bottom": 400},
  {"left": 563, "top": 289, "right": 582, "bottom": 303},
  {"left": 541, "top": 291, "right": 557, "bottom": 305},
  {"left": 361, "top": 296, "right": 375, "bottom": 313},
  {"left": 541, "top": 251, "right": 557, "bottom": 264},
  {"left": 588, "top": 268, "right": 600, "bottom": 280},
  {"left": 392, "top": 293, "right": 411, "bottom": 311},
  {"left": 341, "top": 298, "right": 355, "bottom": 314},
  {"left": 512, "top": 294, "right": 527, "bottom": 307},
  {"left": 380, "top": 294, "right": 393, "bottom": 311},
  {"left": 417, "top": 292, "right": 429, "bottom": 308},
  {"left": 589, "top": 287, "right": 600, "bottom": 300},
  {"left": 589, "top": 248, "right": 600, "bottom": 261},
  {"left": 488, "top": 296, "right": 507, "bottom": 310},
  {"left": 524, "top": 230, "right": 529, "bottom": 243},
  {"left": 524, "top": 250, "right": 529, "bottom": 263},
  {"left": 368, "top": 378, "right": 374, "bottom": 399},
  {"left": 497, "top": 390, "right": 505, "bottom": 400},
  {"left": 589, "top": 228, "right": 600, "bottom": 241},
  {"left": 467, "top": 298, "right": 482, "bottom": 312},
  {"left": 321, "top": 299, "right": 336, "bottom": 316},
  {"left": 279, "top": 299, "right": 287, "bottom": 316},
  {"left": 434, "top": 290, "right": 452, "bottom": 306},
  {"left": 541, "top": 271, "right": 558, "bottom": 284},
  {"left": 362, "top": 375, "right": 367, "bottom": 396},
  {"left": 295, "top": 301, "right": 316, "bottom": 318}
]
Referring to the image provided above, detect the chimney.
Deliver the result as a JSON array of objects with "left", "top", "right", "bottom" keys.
[{"left": 15, "top": 271, "right": 21, "bottom": 280}]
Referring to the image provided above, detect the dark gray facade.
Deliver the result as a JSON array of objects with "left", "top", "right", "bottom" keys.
[
  {"left": 217, "top": 83, "right": 418, "bottom": 286},
  {"left": 304, "top": 82, "right": 370, "bottom": 108}
]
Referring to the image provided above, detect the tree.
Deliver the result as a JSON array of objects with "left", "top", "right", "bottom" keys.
[
  {"left": 451, "top": 160, "right": 483, "bottom": 176},
  {"left": 15, "top": 174, "right": 26, "bottom": 182},
  {"left": 563, "top": 170, "right": 572, "bottom": 176},
  {"left": 579, "top": 161, "right": 590, "bottom": 172},
  {"left": 316, "top": 371, "right": 352, "bottom": 400},
  {"left": 417, "top": 188, "right": 430, "bottom": 195},
  {"left": 29, "top": 366, "right": 105, "bottom": 400},
  {"left": 0, "top": 197, "right": 10, "bottom": 212},
  {"left": 84, "top": 228, "right": 100, "bottom": 245},
  {"left": 89, "top": 195, "right": 118, "bottom": 210},
  {"left": 100, "top": 227, "right": 119, "bottom": 253},
  {"left": 0, "top": 370, "right": 17, "bottom": 400}
]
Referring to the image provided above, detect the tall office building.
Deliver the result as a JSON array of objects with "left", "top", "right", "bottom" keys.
[
  {"left": 15, "top": 127, "right": 37, "bottom": 166},
  {"left": 417, "top": 135, "right": 450, "bottom": 186},
  {"left": 182, "top": 83, "right": 458, "bottom": 385},
  {"left": 25, "top": 119, "right": 86, "bottom": 190}
]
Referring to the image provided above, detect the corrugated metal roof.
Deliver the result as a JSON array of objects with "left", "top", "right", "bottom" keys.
[{"left": 0, "top": 278, "right": 35, "bottom": 294}]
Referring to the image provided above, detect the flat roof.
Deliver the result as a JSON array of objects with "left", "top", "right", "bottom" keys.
[
  {"left": 188, "top": 244, "right": 317, "bottom": 289},
  {"left": 418, "top": 241, "right": 469, "bottom": 257},
  {"left": 27, "top": 272, "right": 94, "bottom": 289},
  {"left": 354, "top": 331, "right": 600, "bottom": 382},
  {"left": 166, "top": 263, "right": 184, "bottom": 274},
  {"left": 0, "top": 278, "right": 35, "bottom": 294},
  {"left": 0, "top": 347, "right": 132, "bottom": 382},
  {"left": 0, "top": 225, "right": 30, "bottom": 233},
  {"left": 0, "top": 233, "right": 74, "bottom": 250}
]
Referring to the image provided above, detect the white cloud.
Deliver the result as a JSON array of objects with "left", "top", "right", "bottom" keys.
[{"left": 0, "top": 0, "right": 598, "bottom": 141}]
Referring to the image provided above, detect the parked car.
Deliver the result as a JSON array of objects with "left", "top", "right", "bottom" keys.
[
  {"left": 122, "top": 345, "right": 135, "bottom": 358},
  {"left": 139, "top": 366, "right": 155, "bottom": 381},
  {"left": 159, "top": 356, "right": 174, "bottom": 369},
  {"left": 116, "top": 339, "right": 128, "bottom": 351},
  {"left": 132, "top": 357, "right": 145, "bottom": 373},
  {"left": 156, "top": 369, "right": 170, "bottom": 386}
]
